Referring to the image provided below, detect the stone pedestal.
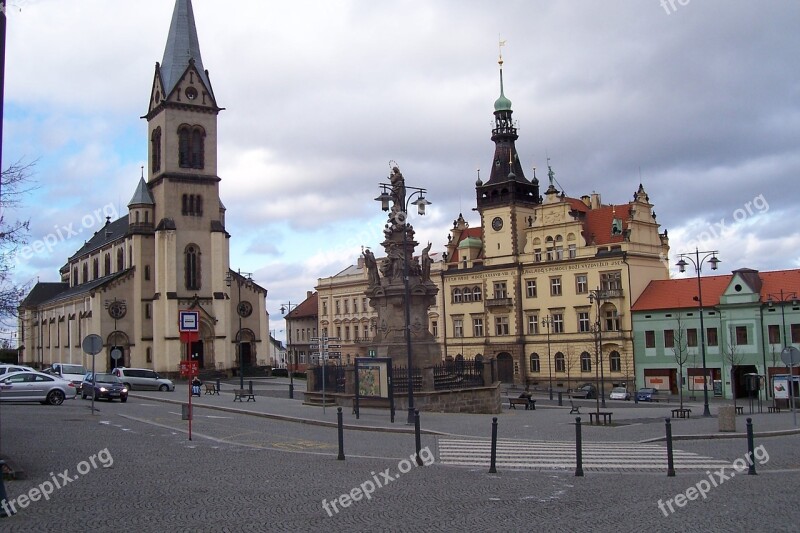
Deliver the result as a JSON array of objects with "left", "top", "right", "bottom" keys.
[{"left": 718, "top": 405, "right": 736, "bottom": 432}]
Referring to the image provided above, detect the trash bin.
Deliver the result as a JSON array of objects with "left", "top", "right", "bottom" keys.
[
  {"left": 182, "top": 403, "right": 192, "bottom": 421},
  {"left": 718, "top": 405, "right": 736, "bottom": 432}
]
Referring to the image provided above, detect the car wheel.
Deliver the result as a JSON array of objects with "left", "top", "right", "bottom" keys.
[
  {"left": 159, "top": 384, "right": 169, "bottom": 391},
  {"left": 81, "top": 391, "right": 87, "bottom": 400},
  {"left": 121, "top": 397, "right": 127, "bottom": 403},
  {"left": 47, "top": 390, "right": 65, "bottom": 406}
]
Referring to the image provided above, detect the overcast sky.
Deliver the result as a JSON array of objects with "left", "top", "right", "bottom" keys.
[{"left": 3, "top": 0, "right": 799, "bottom": 341}]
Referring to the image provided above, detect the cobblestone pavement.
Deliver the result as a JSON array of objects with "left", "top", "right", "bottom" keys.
[{"left": 2, "top": 399, "right": 800, "bottom": 531}]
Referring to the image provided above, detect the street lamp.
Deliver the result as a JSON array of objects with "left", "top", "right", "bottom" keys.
[
  {"left": 542, "top": 315, "right": 554, "bottom": 400},
  {"left": 280, "top": 302, "right": 299, "bottom": 399},
  {"left": 676, "top": 248, "right": 720, "bottom": 417},
  {"left": 226, "top": 269, "right": 253, "bottom": 391},
  {"left": 375, "top": 178, "right": 431, "bottom": 425},
  {"left": 767, "top": 290, "right": 798, "bottom": 403},
  {"left": 588, "top": 289, "right": 609, "bottom": 409}
]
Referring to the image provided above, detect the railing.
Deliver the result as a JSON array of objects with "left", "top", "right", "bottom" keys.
[
  {"left": 392, "top": 366, "right": 422, "bottom": 393},
  {"left": 485, "top": 297, "right": 513, "bottom": 308},
  {"left": 597, "top": 288, "right": 624, "bottom": 299},
  {"left": 432, "top": 359, "right": 485, "bottom": 391}
]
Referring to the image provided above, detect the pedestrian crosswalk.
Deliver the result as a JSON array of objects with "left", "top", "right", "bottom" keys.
[{"left": 436, "top": 438, "right": 731, "bottom": 471}]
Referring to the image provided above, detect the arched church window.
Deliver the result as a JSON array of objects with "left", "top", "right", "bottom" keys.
[
  {"left": 185, "top": 245, "right": 201, "bottom": 290},
  {"left": 178, "top": 125, "right": 191, "bottom": 168},
  {"left": 117, "top": 248, "right": 124, "bottom": 271},
  {"left": 191, "top": 127, "right": 205, "bottom": 169},
  {"left": 104, "top": 254, "right": 111, "bottom": 277},
  {"left": 151, "top": 127, "right": 161, "bottom": 173},
  {"left": 93, "top": 258, "right": 99, "bottom": 279},
  {"left": 82, "top": 264, "right": 89, "bottom": 283}
]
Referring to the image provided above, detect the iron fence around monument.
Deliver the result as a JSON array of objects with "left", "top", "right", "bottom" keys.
[
  {"left": 392, "top": 365, "right": 422, "bottom": 393},
  {"left": 433, "top": 359, "right": 485, "bottom": 390},
  {"left": 311, "top": 364, "right": 346, "bottom": 393}
]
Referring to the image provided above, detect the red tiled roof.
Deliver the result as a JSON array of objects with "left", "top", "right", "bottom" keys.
[
  {"left": 286, "top": 292, "right": 318, "bottom": 319},
  {"left": 582, "top": 203, "right": 629, "bottom": 246},
  {"left": 632, "top": 269, "right": 800, "bottom": 311}
]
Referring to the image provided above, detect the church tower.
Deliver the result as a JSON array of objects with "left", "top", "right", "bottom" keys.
[
  {"left": 475, "top": 51, "right": 541, "bottom": 262},
  {"left": 143, "top": 0, "right": 232, "bottom": 369}
]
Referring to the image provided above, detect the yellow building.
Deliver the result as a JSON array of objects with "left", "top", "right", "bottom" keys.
[{"left": 439, "top": 56, "right": 670, "bottom": 390}]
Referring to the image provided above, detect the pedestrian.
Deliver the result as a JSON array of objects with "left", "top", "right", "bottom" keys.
[{"left": 191, "top": 376, "right": 202, "bottom": 396}]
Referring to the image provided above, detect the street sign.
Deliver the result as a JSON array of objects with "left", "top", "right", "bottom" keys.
[
  {"left": 781, "top": 346, "right": 800, "bottom": 367},
  {"left": 180, "top": 360, "right": 199, "bottom": 377},
  {"left": 179, "top": 311, "right": 199, "bottom": 332},
  {"left": 82, "top": 334, "right": 103, "bottom": 355},
  {"left": 110, "top": 348, "right": 123, "bottom": 361},
  {"left": 368, "top": 348, "right": 376, "bottom": 358}
]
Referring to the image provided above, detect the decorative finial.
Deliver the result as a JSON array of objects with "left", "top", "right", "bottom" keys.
[
  {"left": 498, "top": 36, "right": 506, "bottom": 66},
  {"left": 141, "top": 165, "right": 144, "bottom": 179}
]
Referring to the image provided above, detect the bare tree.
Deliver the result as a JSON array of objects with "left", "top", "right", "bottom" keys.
[
  {"left": 671, "top": 313, "right": 690, "bottom": 410},
  {"left": 721, "top": 335, "right": 746, "bottom": 408},
  {"left": 0, "top": 160, "right": 36, "bottom": 320},
  {"left": 564, "top": 346, "right": 578, "bottom": 391}
]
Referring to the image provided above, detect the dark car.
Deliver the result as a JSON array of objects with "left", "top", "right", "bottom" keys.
[
  {"left": 637, "top": 387, "right": 659, "bottom": 402},
  {"left": 81, "top": 373, "right": 128, "bottom": 402},
  {"left": 571, "top": 383, "right": 597, "bottom": 399}
]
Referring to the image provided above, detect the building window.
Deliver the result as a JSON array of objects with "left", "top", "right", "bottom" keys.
[
  {"left": 335, "top": 300, "right": 340, "bottom": 315},
  {"left": 605, "top": 309, "right": 620, "bottom": 331},
  {"left": 578, "top": 312, "right": 591, "bottom": 333},
  {"left": 362, "top": 297, "right": 367, "bottom": 312},
  {"left": 526, "top": 279, "right": 537, "bottom": 298},
  {"left": 555, "top": 352, "right": 566, "bottom": 373},
  {"left": 345, "top": 326, "right": 350, "bottom": 341},
  {"left": 792, "top": 324, "right": 800, "bottom": 343},
  {"left": 534, "top": 249, "right": 542, "bottom": 262},
  {"left": 664, "top": 329, "right": 674, "bottom": 348},
  {"left": 336, "top": 327, "right": 341, "bottom": 339},
  {"left": 553, "top": 313, "right": 564, "bottom": 333},
  {"left": 178, "top": 124, "right": 205, "bottom": 169},
  {"left": 151, "top": 127, "right": 162, "bottom": 173},
  {"left": 182, "top": 194, "right": 204, "bottom": 216},
  {"left": 609, "top": 350, "right": 621, "bottom": 372},
  {"left": 146, "top": 347, "right": 152, "bottom": 363},
  {"left": 322, "top": 301, "right": 328, "bottom": 316},
  {"left": 344, "top": 299, "right": 350, "bottom": 314},
  {"left": 473, "top": 318, "right": 484, "bottom": 337},
  {"left": 495, "top": 316, "right": 510, "bottom": 336},
  {"left": 568, "top": 244, "right": 577, "bottom": 259},
  {"left": 453, "top": 318, "right": 464, "bottom": 338},
  {"left": 530, "top": 353, "right": 540, "bottom": 373},
  {"left": 550, "top": 277, "right": 562, "bottom": 296},
  {"left": 575, "top": 274, "right": 588, "bottom": 294},
  {"left": 104, "top": 254, "right": 111, "bottom": 277},
  {"left": 473, "top": 286, "right": 482, "bottom": 301},
  {"left": 707, "top": 327, "right": 718, "bottom": 347},
  {"left": 144, "top": 265, "right": 151, "bottom": 281},
  {"left": 768, "top": 324, "right": 780, "bottom": 344},
  {"left": 462, "top": 287, "right": 473, "bottom": 302},
  {"left": 145, "top": 304, "right": 151, "bottom": 319},
  {"left": 431, "top": 320, "right": 438, "bottom": 337},
  {"left": 117, "top": 248, "right": 124, "bottom": 271},
  {"left": 353, "top": 325, "right": 359, "bottom": 340},
  {"left": 185, "top": 245, "right": 200, "bottom": 290},
  {"left": 645, "top": 330, "right": 656, "bottom": 348},
  {"left": 735, "top": 326, "right": 748, "bottom": 345},
  {"left": 73, "top": 267, "right": 78, "bottom": 286},
  {"left": 82, "top": 263, "right": 89, "bottom": 283},
  {"left": 494, "top": 282, "right": 507, "bottom": 299},
  {"left": 600, "top": 271, "right": 622, "bottom": 291},
  {"left": 580, "top": 351, "right": 592, "bottom": 372},
  {"left": 687, "top": 328, "right": 698, "bottom": 347},
  {"left": 93, "top": 258, "right": 99, "bottom": 279},
  {"left": 453, "top": 288, "right": 462, "bottom": 303},
  {"left": 527, "top": 315, "right": 539, "bottom": 335}
]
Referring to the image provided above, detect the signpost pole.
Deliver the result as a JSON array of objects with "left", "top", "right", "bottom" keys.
[{"left": 81, "top": 335, "right": 104, "bottom": 416}]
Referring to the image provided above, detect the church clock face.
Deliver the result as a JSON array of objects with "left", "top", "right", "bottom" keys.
[
  {"left": 491, "top": 216, "right": 504, "bottom": 231},
  {"left": 237, "top": 301, "right": 253, "bottom": 318}
]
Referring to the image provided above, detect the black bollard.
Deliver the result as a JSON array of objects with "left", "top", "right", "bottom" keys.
[
  {"left": 489, "top": 417, "right": 498, "bottom": 474},
  {"left": 337, "top": 407, "right": 345, "bottom": 461},
  {"left": 746, "top": 418, "right": 757, "bottom": 475},
  {"left": 549, "top": 388, "right": 553, "bottom": 401},
  {"left": 215, "top": 378, "right": 221, "bottom": 393},
  {"left": 665, "top": 418, "right": 676, "bottom": 477},
  {"left": 248, "top": 380, "right": 253, "bottom": 394},
  {"left": 575, "top": 417, "right": 584, "bottom": 477},
  {"left": 414, "top": 410, "right": 423, "bottom": 466},
  {"left": 558, "top": 391, "right": 563, "bottom": 407},
  {"left": 0, "top": 461, "right": 13, "bottom": 518}
]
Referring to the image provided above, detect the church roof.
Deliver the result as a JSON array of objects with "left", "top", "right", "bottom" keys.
[
  {"left": 68, "top": 215, "right": 130, "bottom": 261},
  {"left": 160, "top": 0, "right": 212, "bottom": 98},
  {"left": 21, "top": 270, "right": 133, "bottom": 308},
  {"left": 128, "top": 177, "right": 155, "bottom": 206},
  {"left": 19, "top": 282, "right": 70, "bottom": 307}
]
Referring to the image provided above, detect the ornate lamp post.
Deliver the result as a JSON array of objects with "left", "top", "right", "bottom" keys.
[
  {"left": 588, "top": 288, "right": 609, "bottom": 409},
  {"left": 375, "top": 175, "right": 431, "bottom": 425},
  {"left": 676, "top": 248, "right": 720, "bottom": 417},
  {"left": 542, "top": 315, "right": 554, "bottom": 400},
  {"left": 280, "top": 302, "right": 299, "bottom": 399},
  {"left": 226, "top": 269, "right": 253, "bottom": 391}
]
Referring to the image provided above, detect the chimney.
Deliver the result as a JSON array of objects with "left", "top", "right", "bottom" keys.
[
  {"left": 307, "top": 291, "right": 312, "bottom": 299},
  {"left": 590, "top": 193, "right": 601, "bottom": 210}
]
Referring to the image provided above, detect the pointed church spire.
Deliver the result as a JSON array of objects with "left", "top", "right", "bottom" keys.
[{"left": 160, "top": 0, "right": 212, "bottom": 98}]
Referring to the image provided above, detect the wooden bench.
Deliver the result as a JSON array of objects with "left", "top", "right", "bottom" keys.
[
  {"left": 588, "top": 411, "right": 613, "bottom": 425},
  {"left": 233, "top": 389, "right": 255, "bottom": 402},
  {"left": 204, "top": 383, "right": 219, "bottom": 395},
  {"left": 735, "top": 406, "right": 744, "bottom": 415},
  {"left": 671, "top": 408, "right": 692, "bottom": 419},
  {"left": 508, "top": 397, "right": 536, "bottom": 410},
  {"left": 569, "top": 400, "right": 580, "bottom": 414},
  {"left": 768, "top": 405, "right": 781, "bottom": 413}
]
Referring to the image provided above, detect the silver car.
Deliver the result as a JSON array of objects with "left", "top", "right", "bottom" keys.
[
  {"left": 0, "top": 370, "right": 77, "bottom": 405},
  {"left": 112, "top": 367, "right": 174, "bottom": 391},
  {"left": 0, "top": 364, "right": 35, "bottom": 375}
]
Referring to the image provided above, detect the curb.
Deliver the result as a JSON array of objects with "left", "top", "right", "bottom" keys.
[
  {"left": 128, "top": 393, "right": 449, "bottom": 436},
  {"left": 639, "top": 426, "right": 800, "bottom": 443}
]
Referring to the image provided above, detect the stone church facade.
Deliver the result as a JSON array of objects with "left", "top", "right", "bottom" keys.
[{"left": 17, "top": 0, "right": 268, "bottom": 375}]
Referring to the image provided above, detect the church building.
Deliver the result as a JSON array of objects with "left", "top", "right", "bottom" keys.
[{"left": 17, "top": 0, "right": 268, "bottom": 375}]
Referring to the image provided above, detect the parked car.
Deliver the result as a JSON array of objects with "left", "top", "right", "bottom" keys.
[
  {"left": 111, "top": 367, "right": 174, "bottom": 391},
  {"left": 0, "top": 370, "right": 77, "bottom": 405},
  {"left": 610, "top": 387, "right": 631, "bottom": 401},
  {"left": 45, "top": 363, "right": 88, "bottom": 392},
  {"left": 0, "top": 364, "right": 35, "bottom": 375},
  {"left": 637, "top": 387, "right": 660, "bottom": 402},
  {"left": 571, "top": 383, "right": 597, "bottom": 399},
  {"left": 81, "top": 372, "right": 128, "bottom": 402}
]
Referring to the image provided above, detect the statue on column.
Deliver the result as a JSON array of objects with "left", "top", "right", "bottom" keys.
[
  {"left": 420, "top": 242, "right": 432, "bottom": 282},
  {"left": 363, "top": 248, "right": 380, "bottom": 287}
]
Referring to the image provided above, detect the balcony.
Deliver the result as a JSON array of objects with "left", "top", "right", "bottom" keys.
[
  {"left": 597, "top": 288, "right": 624, "bottom": 299},
  {"left": 485, "top": 297, "right": 513, "bottom": 309}
]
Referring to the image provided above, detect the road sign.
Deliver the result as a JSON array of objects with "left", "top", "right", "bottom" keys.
[
  {"left": 179, "top": 311, "right": 199, "bottom": 332},
  {"left": 781, "top": 346, "right": 800, "bottom": 367},
  {"left": 368, "top": 348, "right": 376, "bottom": 358},
  {"left": 180, "top": 360, "right": 199, "bottom": 377},
  {"left": 82, "top": 334, "right": 103, "bottom": 355},
  {"left": 110, "top": 348, "right": 123, "bottom": 361}
]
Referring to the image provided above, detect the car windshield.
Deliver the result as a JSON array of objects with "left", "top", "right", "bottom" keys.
[
  {"left": 61, "top": 365, "right": 87, "bottom": 374},
  {"left": 94, "top": 374, "right": 119, "bottom": 383},
  {"left": 612, "top": 388, "right": 625, "bottom": 393}
]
